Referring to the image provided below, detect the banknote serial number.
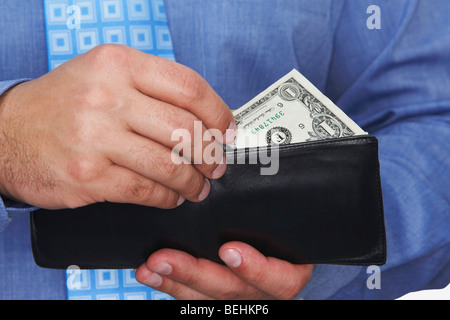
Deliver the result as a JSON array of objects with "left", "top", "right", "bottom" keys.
[{"left": 251, "top": 110, "right": 286, "bottom": 135}]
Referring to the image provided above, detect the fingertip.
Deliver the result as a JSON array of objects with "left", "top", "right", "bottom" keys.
[
  {"left": 145, "top": 248, "right": 183, "bottom": 271},
  {"left": 219, "top": 241, "right": 263, "bottom": 269},
  {"left": 219, "top": 248, "right": 242, "bottom": 268},
  {"left": 176, "top": 195, "right": 186, "bottom": 206},
  {"left": 211, "top": 162, "right": 227, "bottom": 180},
  {"left": 134, "top": 263, "right": 151, "bottom": 283},
  {"left": 219, "top": 241, "right": 257, "bottom": 255},
  {"left": 136, "top": 265, "right": 163, "bottom": 288},
  {"left": 197, "top": 178, "right": 211, "bottom": 201}
]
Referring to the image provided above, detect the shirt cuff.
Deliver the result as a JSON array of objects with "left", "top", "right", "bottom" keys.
[
  {"left": 0, "top": 78, "right": 32, "bottom": 95},
  {"left": 0, "top": 196, "right": 39, "bottom": 232}
]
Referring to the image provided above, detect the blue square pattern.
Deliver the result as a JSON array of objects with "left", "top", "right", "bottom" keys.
[
  {"left": 152, "top": 0, "right": 167, "bottom": 21},
  {"left": 96, "top": 270, "right": 118, "bottom": 289},
  {"left": 49, "top": 30, "right": 73, "bottom": 55},
  {"left": 74, "top": 0, "right": 97, "bottom": 23},
  {"left": 155, "top": 25, "right": 173, "bottom": 50},
  {"left": 101, "top": 0, "right": 124, "bottom": 21},
  {"left": 84, "top": 36, "right": 92, "bottom": 45},
  {"left": 46, "top": 1, "right": 69, "bottom": 25},
  {"left": 45, "top": 0, "right": 172, "bottom": 59},
  {"left": 44, "top": 0, "right": 176, "bottom": 300},
  {"left": 137, "top": 32, "right": 146, "bottom": 42},
  {"left": 65, "top": 269, "right": 175, "bottom": 300},
  {"left": 128, "top": 0, "right": 150, "bottom": 21},
  {"left": 76, "top": 29, "right": 98, "bottom": 53},
  {"left": 103, "top": 26, "right": 127, "bottom": 45},
  {"left": 102, "top": 271, "right": 111, "bottom": 281},
  {"left": 54, "top": 8, "right": 63, "bottom": 17},
  {"left": 130, "top": 25, "right": 153, "bottom": 50},
  {"left": 108, "top": 5, "right": 116, "bottom": 14},
  {"left": 56, "top": 38, "right": 65, "bottom": 47}
]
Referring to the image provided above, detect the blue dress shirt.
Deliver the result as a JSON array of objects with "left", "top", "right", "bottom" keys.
[{"left": 0, "top": 0, "right": 449, "bottom": 299}]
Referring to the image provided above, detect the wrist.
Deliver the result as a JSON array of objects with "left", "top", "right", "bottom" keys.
[{"left": 0, "top": 82, "right": 27, "bottom": 202}]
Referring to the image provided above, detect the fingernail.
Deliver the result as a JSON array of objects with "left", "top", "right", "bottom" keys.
[
  {"left": 223, "top": 121, "right": 237, "bottom": 145},
  {"left": 220, "top": 248, "right": 242, "bottom": 268},
  {"left": 145, "top": 273, "right": 162, "bottom": 287},
  {"left": 211, "top": 162, "right": 227, "bottom": 179},
  {"left": 198, "top": 179, "right": 211, "bottom": 201},
  {"left": 151, "top": 262, "right": 172, "bottom": 276},
  {"left": 176, "top": 195, "right": 185, "bottom": 206}
]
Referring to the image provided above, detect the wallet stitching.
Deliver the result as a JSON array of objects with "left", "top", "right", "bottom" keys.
[{"left": 232, "top": 136, "right": 377, "bottom": 157}]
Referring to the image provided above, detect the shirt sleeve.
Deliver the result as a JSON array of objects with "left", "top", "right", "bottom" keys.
[
  {"left": 300, "top": 0, "right": 450, "bottom": 299},
  {"left": 0, "top": 79, "right": 38, "bottom": 232}
]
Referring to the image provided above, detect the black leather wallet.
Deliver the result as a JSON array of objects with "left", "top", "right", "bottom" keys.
[{"left": 30, "top": 135, "right": 386, "bottom": 269}]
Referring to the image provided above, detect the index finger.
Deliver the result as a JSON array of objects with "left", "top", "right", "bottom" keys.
[{"left": 128, "top": 49, "right": 236, "bottom": 144}]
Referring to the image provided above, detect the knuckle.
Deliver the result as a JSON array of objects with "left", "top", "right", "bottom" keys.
[
  {"left": 66, "top": 157, "right": 103, "bottom": 184},
  {"left": 173, "top": 114, "right": 198, "bottom": 137},
  {"left": 246, "top": 267, "right": 268, "bottom": 287},
  {"left": 88, "top": 43, "right": 129, "bottom": 69},
  {"left": 178, "top": 69, "right": 207, "bottom": 107},
  {"left": 82, "top": 84, "right": 115, "bottom": 110},
  {"left": 132, "top": 146, "right": 179, "bottom": 180},
  {"left": 218, "top": 286, "right": 244, "bottom": 300},
  {"left": 182, "top": 269, "right": 199, "bottom": 287},
  {"left": 125, "top": 177, "right": 156, "bottom": 202},
  {"left": 158, "top": 158, "right": 181, "bottom": 180},
  {"left": 182, "top": 170, "right": 204, "bottom": 198},
  {"left": 165, "top": 282, "right": 184, "bottom": 298},
  {"left": 165, "top": 112, "right": 197, "bottom": 144},
  {"left": 157, "top": 189, "right": 179, "bottom": 209}
]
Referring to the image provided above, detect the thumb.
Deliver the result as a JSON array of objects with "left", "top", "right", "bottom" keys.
[{"left": 218, "top": 241, "right": 314, "bottom": 300}]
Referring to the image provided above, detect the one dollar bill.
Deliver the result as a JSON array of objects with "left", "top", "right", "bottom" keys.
[{"left": 229, "top": 69, "right": 367, "bottom": 149}]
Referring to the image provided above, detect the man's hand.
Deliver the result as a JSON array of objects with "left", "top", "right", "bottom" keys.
[
  {"left": 135, "top": 242, "right": 314, "bottom": 300},
  {"left": 0, "top": 44, "right": 235, "bottom": 209}
]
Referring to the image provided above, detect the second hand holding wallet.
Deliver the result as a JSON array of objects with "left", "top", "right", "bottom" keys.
[{"left": 30, "top": 135, "right": 386, "bottom": 269}]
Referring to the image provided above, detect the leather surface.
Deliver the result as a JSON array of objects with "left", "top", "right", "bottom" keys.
[{"left": 30, "top": 135, "right": 386, "bottom": 269}]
